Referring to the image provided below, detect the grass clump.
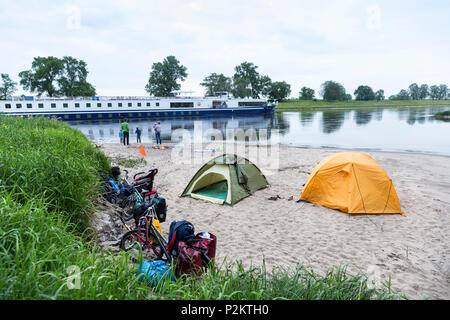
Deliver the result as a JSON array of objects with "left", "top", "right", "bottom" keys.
[
  {"left": 153, "top": 261, "right": 402, "bottom": 300},
  {"left": 116, "top": 157, "right": 147, "bottom": 168}
]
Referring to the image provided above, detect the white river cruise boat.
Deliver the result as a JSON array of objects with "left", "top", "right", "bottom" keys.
[{"left": 0, "top": 93, "right": 276, "bottom": 120}]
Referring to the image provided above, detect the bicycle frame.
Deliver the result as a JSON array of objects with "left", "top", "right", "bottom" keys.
[{"left": 136, "top": 208, "right": 172, "bottom": 264}]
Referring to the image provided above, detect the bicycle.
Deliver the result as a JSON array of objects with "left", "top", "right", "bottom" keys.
[{"left": 119, "top": 205, "right": 172, "bottom": 264}]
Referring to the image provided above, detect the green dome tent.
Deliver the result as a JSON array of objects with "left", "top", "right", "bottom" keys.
[{"left": 181, "top": 154, "right": 269, "bottom": 205}]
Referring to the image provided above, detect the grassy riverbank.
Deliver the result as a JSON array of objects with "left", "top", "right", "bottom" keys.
[
  {"left": 277, "top": 99, "right": 450, "bottom": 111},
  {"left": 0, "top": 115, "right": 402, "bottom": 300}
]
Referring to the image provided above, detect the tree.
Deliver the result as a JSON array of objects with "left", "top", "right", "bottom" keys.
[
  {"left": 354, "top": 85, "right": 375, "bottom": 101},
  {"left": 266, "top": 81, "right": 291, "bottom": 102},
  {"left": 0, "top": 74, "right": 17, "bottom": 99},
  {"left": 419, "top": 84, "right": 429, "bottom": 99},
  {"left": 389, "top": 89, "right": 411, "bottom": 100},
  {"left": 231, "top": 61, "right": 269, "bottom": 98},
  {"left": 200, "top": 73, "right": 232, "bottom": 96},
  {"left": 375, "top": 89, "right": 385, "bottom": 101},
  {"left": 438, "top": 84, "right": 448, "bottom": 100},
  {"left": 408, "top": 83, "right": 420, "bottom": 100},
  {"left": 145, "top": 56, "right": 188, "bottom": 97},
  {"left": 429, "top": 85, "right": 440, "bottom": 100},
  {"left": 19, "top": 56, "right": 64, "bottom": 97},
  {"left": 259, "top": 75, "right": 273, "bottom": 98},
  {"left": 58, "top": 56, "right": 96, "bottom": 97},
  {"left": 320, "top": 80, "right": 347, "bottom": 101},
  {"left": 18, "top": 56, "right": 95, "bottom": 97},
  {"left": 299, "top": 86, "right": 315, "bottom": 100}
]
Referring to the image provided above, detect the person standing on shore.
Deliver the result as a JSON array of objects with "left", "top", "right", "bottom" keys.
[
  {"left": 155, "top": 121, "right": 162, "bottom": 145},
  {"left": 121, "top": 118, "right": 130, "bottom": 145},
  {"left": 119, "top": 129, "right": 124, "bottom": 143},
  {"left": 135, "top": 127, "right": 142, "bottom": 143}
]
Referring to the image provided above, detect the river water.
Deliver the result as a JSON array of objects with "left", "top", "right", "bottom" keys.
[{"left": 68, "top": 105, "right": 450, "bottom": 156}]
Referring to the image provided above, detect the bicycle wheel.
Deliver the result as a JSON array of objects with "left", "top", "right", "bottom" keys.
[{"left": 120, "top": 229, "right": 164, "bottom": 261}]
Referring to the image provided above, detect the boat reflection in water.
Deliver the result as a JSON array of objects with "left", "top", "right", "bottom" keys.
[{"left": 69, "top": 114, "right": 277, "bottom": 144}]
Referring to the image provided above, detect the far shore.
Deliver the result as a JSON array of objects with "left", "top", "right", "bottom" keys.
[{"left": 276, "top": 99, "right": 450, "bottom": 111}]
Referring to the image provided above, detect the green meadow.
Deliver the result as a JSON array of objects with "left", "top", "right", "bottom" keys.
[
  {"left": 0, "top": 115, "right": 403, "bottom": 300},
  {"left": 276, "top": 99, "right": 450, "bottom": 111}
]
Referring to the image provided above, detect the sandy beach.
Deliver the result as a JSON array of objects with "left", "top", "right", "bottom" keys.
[{"left": 94, "top": 142, "right": 450, "bottom": 300}]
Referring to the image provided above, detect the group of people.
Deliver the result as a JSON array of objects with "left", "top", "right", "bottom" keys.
[{"left": 119, "top": 118, "right": 162, "bottom": 145}]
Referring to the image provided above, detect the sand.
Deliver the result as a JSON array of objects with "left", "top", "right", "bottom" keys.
[{"left": 94, "top": 141, "right": 450, "bottom": 300}]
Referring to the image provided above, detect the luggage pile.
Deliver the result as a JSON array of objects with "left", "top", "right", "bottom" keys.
[{"left": 101, "top": 166, "right": 217, "bottom": 287}]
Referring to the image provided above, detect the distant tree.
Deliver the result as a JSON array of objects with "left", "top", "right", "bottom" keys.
[
  {"left": 375, "top": 89, "right": 385, "bottom": 101},
  {"left": 58, "top": 56, "right": 96, "bottom": 97},
  {"left": 266, "top": 81, "right": 291, "bottom": 102},
  {"left": 299, "top": 86, "right": 315, "bottom": 100},
  {"left": 0, "top": 73, "right": 17, "bottom": 99},
  {"left": 438, "top": 84, "right": 448, "bottom": 100},
  {"left": 320, "top": 80, "right": 347, "bottom": 101},
  {"left": 19, "top": 56, "right": 64, "bottom": 97},
  {"left": 419, "top": 84, "right": 429, "bottom": 99},
  {"left": 200, "top": 73, "right": 232, "bottom": 96},
  {"left": 429, "top": 85, "right": 440, "bottom": 100},
  {"left": 354, "top": 85, "right": 375, "bottom": 101},
  {"left": 408, "top": 83, "right": 420, "bottom": 100},
  {"left": 231, "top": 61, "right": 270, "bottom": 98},
  {"left": 344, "top": 93, "right": 352, "bottom": 101},
  {"left": 145, "top": 56, "right": 188, "bottom": 97},
  {"left": 396, "top": 89, "right": 411, "bottom": 100}
]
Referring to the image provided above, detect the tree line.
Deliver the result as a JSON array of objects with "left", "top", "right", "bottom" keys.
[{"left": 1, "top": 55, "right": 449, "bottom": 102}]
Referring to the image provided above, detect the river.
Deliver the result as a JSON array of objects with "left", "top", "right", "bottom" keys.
[{"left": 68, "top": 105, "right": 450, "bottom": 156}]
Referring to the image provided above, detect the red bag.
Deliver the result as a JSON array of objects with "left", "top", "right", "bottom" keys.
[
  {"left": 175, "top": 233, "right": 217, "bottom": 276},
  {"left": 176, "top": 241, "right": 204, "bottom": 276}
]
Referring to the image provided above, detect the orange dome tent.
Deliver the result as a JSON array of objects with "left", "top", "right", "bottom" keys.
[{"left": 300, "top": 152, "right": 403, "bottom": 215}]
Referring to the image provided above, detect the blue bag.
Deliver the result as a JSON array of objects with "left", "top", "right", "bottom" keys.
[{"left": 135, "top": 260, "right": 175, "bottom": 287}]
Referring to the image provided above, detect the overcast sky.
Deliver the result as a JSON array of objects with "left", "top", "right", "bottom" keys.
[{"left": 1, "top": 0, "right": 449, "bottom": 98}]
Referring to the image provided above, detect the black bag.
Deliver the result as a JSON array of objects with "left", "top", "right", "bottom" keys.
[
  {"left": 111, "top": 166, "right": 121, "bottom": 178},
  {"left": 150, "top": 195, "right": 167, "bottom": 222}
]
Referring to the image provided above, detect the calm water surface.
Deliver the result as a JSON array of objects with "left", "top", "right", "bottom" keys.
[{"left": 68, "top": 105, "right": 450, "bottom": 156}]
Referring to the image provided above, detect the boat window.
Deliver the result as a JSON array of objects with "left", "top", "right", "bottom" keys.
[
  {"left": 128, "top": 102, "right": 132, "bottom": 107},
  {"left": 86, "top": 103, "right": 91, "bottom": 107},
  {"left": 51, "top": 103, "right": 56, "bottom": 108},
  {"left": 75, "top": 103, "right": 80, "bottom": 108},
  {"left": 107, "top": 103, "right": 112, "bottom": 107},
  {"left": 170, "top": 102, "right": 193, "bottom": 108},
  {"left": 97, "top": 103, "right": 102, "bottom": 107},
  {"left": 146, "top": 102, "right": 151, "bottom": 107},
  {"left": 137, "top": 102, "right": 141, "bottom": 107},
  {"left": 156, "top": 102, "right": 160, "bottom": 107},
  {"left": 27, "top": 104, "right": 32, "bottom": 108},
  {"left": 16, "top": 104, "right": 22, "bottom": 108},
  {"left": 238, "top": 101, "right": 265, "bottom": 106},
  {"left": 38, "top": 103, "right": 44, "bottom": 108},
  {"left": 5, "top": 104, "right": 11, "bottom": 109},
  {"left": 118, "top": 103, "right": 123, "bottom": 107},
  {"left": 63, "top": 103, "right": 68, "bottom": 108}
]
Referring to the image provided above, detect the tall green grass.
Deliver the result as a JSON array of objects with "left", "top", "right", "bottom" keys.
[
  {"left": 0, "top": 116, "right": 110, "bottom": 230},
  {"left": 0, "top": 115, "right": 403, "bottom": 300}
]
